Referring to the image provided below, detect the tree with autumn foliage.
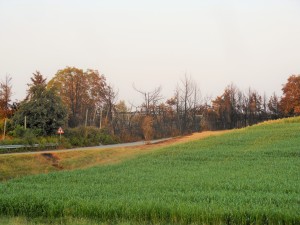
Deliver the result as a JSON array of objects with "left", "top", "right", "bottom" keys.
[
  {"left": 48, "top": 67, "right": 107, "bottom": 127},
  {"left": 141, "top": 115, "right": 154, "bottom": 143},
  {"left": 210, "top": 84, "right": 272, "bottom": 130},
  {"left": 280, "top": 75, "right": 300, "bottom": 116},
  {"left": 212, "top": 84, "right": 241, "bottom": 129}
]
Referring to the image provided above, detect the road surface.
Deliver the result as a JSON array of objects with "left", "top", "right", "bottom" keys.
[{"left": 1, "top": 138, "right": 173, "bottom": 155}]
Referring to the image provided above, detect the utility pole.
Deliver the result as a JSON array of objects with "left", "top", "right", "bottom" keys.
[{"left": 24, "top": 116, "right": 27, "bottom": 130}]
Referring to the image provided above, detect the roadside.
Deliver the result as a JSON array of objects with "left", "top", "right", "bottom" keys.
[
  {"left": 0, "top": 131, "right": 229, "bottom": 181},
  {"left": 1, "top": 137, "right": 173, "bottom": 156}
]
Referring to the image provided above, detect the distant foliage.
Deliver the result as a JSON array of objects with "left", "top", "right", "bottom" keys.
[
  {"left": 4, "top": 70, "right": 300, "bottom": 144},
  {"left": 141, "top": 116, "right": 154, "bottom": 143},
  {"left": 280, "top": 74, "right": 300, "bottom": 116},
  {"left": 11, "top": 72, "right": 68, "bottom": 136},
  {"left": 47, "top": 67, "right": 109, "bottom": 128},
  {"left": 209, "top": 85, "right": 269, "bottom": 129},
  {"left": 64, "top": 126, "right": 119, "bottom": 147},
  {"left": 268, "top": 92, "right": 281, "bottom": 118}
]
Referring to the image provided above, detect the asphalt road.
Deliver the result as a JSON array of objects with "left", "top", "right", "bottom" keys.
[
  {"left": 1, "top": 138, "right": 173, "bottom": 155},
  {"left": 78, "top": 138, "right": 172, "bottom": 150}
]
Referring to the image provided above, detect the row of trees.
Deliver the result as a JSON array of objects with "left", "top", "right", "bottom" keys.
[
  {"left": 1, "top": 68, "right": 300, "bottom": 142},
  {"left": 112, "top": 75, "right": 300, "bottom": 140},
  {"left": 203, "top": 85, "right": 280, "bottom": 130},
  {"left": 0, "top": 68, "right": 117, "bottom": 137}
]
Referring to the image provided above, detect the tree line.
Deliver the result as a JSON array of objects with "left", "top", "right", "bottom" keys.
[{"left": 1, "top": 67, "right": 300, "bottom": 143}]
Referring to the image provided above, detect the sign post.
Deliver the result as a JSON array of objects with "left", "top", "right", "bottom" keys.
[{"left": 57, "top": 127, "right": 64, "bottom": 141}]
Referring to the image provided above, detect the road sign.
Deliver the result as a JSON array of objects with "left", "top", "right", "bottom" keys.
[
  {"left": 57, "top": 127, "right": 64, "bottom": 134},
  {"left": 57, "top": 127, "right": 64, "bottom": 141}
]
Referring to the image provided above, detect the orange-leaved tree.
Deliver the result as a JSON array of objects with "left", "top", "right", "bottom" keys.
[
  {"left": 48, "top": 67, "right": 107, "bottom": 127},
  {"left": 280, "top": 75, "right": 300, "bottom": 116},
  {"left": 142, "top": 116, "right": 153, "bottom": 143}
]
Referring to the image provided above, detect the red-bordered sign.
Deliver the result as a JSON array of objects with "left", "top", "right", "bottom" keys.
[{"left": 57, "top": 127, "right": 64, "bottom": 134}]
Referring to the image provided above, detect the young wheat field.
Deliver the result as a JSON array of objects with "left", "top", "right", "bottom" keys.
[{"left": 0, "top": 118, "right": 299, "bottom": 225}]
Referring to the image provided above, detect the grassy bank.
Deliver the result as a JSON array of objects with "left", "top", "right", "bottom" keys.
[
  {"left": 0, "top": 118, "right": 299, "bottom": 224},
  {"left": 0, "top": 131, "right": 226, "bottom": 181},
  {"left": 0, "top": 146, "right": 151, "bottom": 181}
]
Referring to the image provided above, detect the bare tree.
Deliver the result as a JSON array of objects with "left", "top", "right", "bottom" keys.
[
  {"left": 268, "top": 92, "right": 280, "bottom": 118},
  {"left": 192, "top": 82, "right": 202, "bottom": 131},
  {"left": 133, "top": 84, "right": 163, "bottom": 115},
  {"left": 132, "top": 84, "right": 164, "bottom": 141},
  {"left": 102, "top": 84, "right": 118, "bottom": 132},
  {"left": 178, "top": 75, "right": 196, "bottom": 134}
]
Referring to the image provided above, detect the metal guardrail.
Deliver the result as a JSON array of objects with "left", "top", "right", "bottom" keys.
[
  {"left": 0, "top": 143, "right": 58, "bottom": 150},
  {"left": 0, "top": 145, "right": 26, "bottom": 149}
]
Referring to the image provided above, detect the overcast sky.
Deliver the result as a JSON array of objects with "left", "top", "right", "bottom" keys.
[{"left": 1, "top": 0, "right": 300, "bottom": 105}]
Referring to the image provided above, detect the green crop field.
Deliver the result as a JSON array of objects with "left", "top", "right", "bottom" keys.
[{"left": 0, "top": 118, "right": 300, "bottom": 225}]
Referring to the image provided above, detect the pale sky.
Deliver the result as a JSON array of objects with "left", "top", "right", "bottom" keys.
[{"left": 1, "top": 0, "right": 300, "bottom": 105}]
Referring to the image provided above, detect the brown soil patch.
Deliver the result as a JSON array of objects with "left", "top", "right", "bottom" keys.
[{"left": 41, "top": 153, "right": 63, "bottom": 169}]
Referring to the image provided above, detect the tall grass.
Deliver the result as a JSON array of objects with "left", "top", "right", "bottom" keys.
[{"left": 0, "top": 118, "right": 299, "bottom": 224}]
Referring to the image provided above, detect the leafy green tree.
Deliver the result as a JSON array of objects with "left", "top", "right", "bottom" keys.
[{"left": 12, "top": 72, "right": 67, "bottom": 136}]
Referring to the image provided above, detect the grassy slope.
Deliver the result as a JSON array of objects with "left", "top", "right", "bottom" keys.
[
  {"left": 0, "top": 131, "right": 227, "bottom": 181},
  {"left": 0, "top": 147, "right": 146, "bottom": 181},
  {"left": 0, "top": 118, "right": 299, "bottom": 224}
]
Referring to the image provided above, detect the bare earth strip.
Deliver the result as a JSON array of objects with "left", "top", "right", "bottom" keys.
[{"left": 0, "top": 130, "right": 229, "bottom": 181}]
